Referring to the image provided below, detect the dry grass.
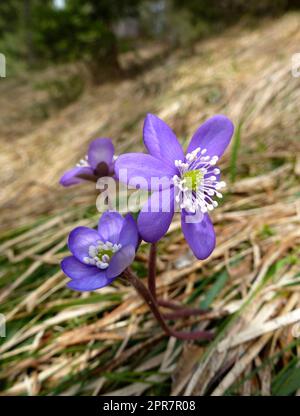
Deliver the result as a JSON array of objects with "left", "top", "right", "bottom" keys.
[{"left": 0, "top": 13, "right": 300, "bottom": 396}]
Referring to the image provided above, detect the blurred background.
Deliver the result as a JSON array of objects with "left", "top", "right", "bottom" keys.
[{"left": 0, "top": 0, "right": 300, "bottom": 396}]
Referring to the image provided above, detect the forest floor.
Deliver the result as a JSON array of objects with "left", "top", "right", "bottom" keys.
[{"left": 0, "top": 13, "right": 300, "bottom": 396}]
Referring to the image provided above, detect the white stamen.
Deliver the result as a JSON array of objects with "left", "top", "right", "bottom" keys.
[
  {"left": 76, "top": 154, "right": 90, "bottom": 167},
  {"left": 88, "top": 246, "right": 97, "bottom": 257},
  {"left": 102, "top": 254, "right": 110, "bottom": 263},
  {"left": 97, "top": 261, "right": 109, "bottom": 269},
  {"left": 85, "top": 240, "right": 122, "bottom": 270},
  {"left": 173, "top": 147, "right": 225, "bottom": 215}
]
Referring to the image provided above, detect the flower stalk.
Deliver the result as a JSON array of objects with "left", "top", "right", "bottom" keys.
[
  {"left": 123, "top": 268, "right": 213, "bottom": 341},
  {"left": 148, "top": 242, "right": 208, "bottom": 320},
  {"left": 148, "top": 242, "right": 157, "bottom": 301}
]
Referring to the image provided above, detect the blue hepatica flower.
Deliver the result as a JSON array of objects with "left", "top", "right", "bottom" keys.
[
  {"left": 60, "top": 138, "right": 116, "bottom": 187},
  {"left": 61, "top": 212, "right": 138, "bottom": 291},
  {"left": 115, "top": 114, "right": 234, "bottom": 260}
]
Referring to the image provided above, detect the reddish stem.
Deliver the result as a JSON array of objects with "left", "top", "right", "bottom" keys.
[
  {"left": 163, "top": 310, "right": 206, "bottom": 320},
  {"left": 158, "top": 299, "right": 206, "bottom": 315},
  {"left": 124, "top": 268, "right": 213, "bottom": 341},
  {"left": 148, "top": 243, "right": 207, "bottom": 316},
  {"left": 148, "top": 243, "right": 157, "bottom": 300}
]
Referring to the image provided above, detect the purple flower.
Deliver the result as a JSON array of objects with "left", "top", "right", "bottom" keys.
[
  {"left": 61, "top": 212, "right": 139, "bottom": 291},
  {"left": 115, "top": 114, "right": 234, "bottom": 260},
  {"left": 60, "top": 138, "right": 116, "bottom": 187}
]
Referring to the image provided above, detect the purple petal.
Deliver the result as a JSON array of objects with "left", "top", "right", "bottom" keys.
[
  {"left": 187, "top": 115, "right": 234, "bottom": 159},
  {"left": 143, "top": 113, "right": 184, "bottom": 166},
  {"left": 88, "top": 138, "right": 114, "bottom": 170},
  {"left": 119, "top": 214, "right": 139, "bottom": 248},
  {"left": 67, "top": 278, "right": 112, "bottom": 291},
  {"left": 62, "top": 256, "right": 112, "bottom": 291},
  {"left": 181, "top": 211, "right": 216, "bottom": 260},
  {"left": 98, "top": 211, "right": 124, "bottom": 244},
  {"left": 59, "top": 166, "right": 94, "bottom": 187},
  {"left": 107, "top": 245, "right": 136, "bottom": 279},
  {"left": 68, "top": 227, "right": 100, "bottom": 262},
  {"left": 137, "top": 187, "right": 174, "bottom": 242},
  {"left": 115, "top": 153, "right": 176, "bottom": 190},
  {"left": 61, "top": 256, "right": 101, "bottom": 279}
]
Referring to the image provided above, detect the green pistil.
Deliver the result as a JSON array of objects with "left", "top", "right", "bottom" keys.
[
  {"left": 97, "top": 248, "right": 113, "bottom": 258},
  {"left": 183, "top": 169, "right": 203, "bottom": 191}
]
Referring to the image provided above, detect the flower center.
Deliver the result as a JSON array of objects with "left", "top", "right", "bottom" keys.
[
  {"left": 83, "top": 240, "right": 122, "bottom": 269},
  {"left": 173, "top": 147, "right": 226, "bottom": 214},
  {"left": 182, "top": 169, "right": 203, "bottom": 192}
]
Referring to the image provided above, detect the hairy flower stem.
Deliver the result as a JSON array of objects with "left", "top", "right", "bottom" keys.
[
  {"left": 148, "top": 243, "right": 157, "bottom": 300},
  {"left": 124, "top": 268, "right": 213, "bottom": 341},
  {"left": 148, "top": 243, "right": 207, "bottom": 318}
]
